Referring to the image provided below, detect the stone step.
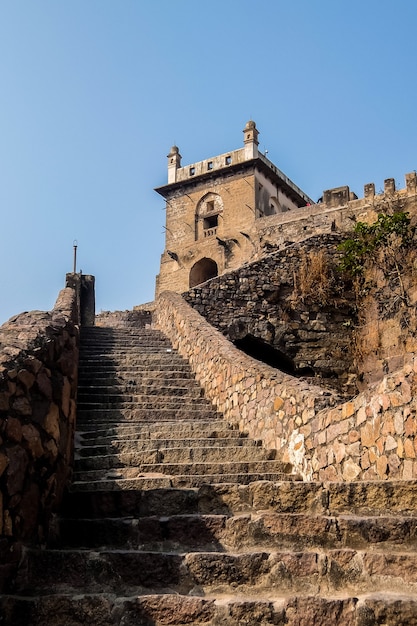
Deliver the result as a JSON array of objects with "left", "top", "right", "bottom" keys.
[
  {"left": 76, "top": 437, "right": 259, "bottom": 455},
  {"left": 70, "top": 472, "right": 297, "bottom": 492},
  {"left": 78, "top": 379, "right": 201, "bottom": 393},
  {"left": 73, "top": 460, "right": 291, "bottom": 481},
  {"left": 78, "top": 369, "right": 195, "bottom": 381},
  {"left": 80, "top": 341, "right": 172, "bottom": 351},
  {"left": 76, "top": 407, "right": 222, "bottom": 421},
  {"left": 65, "top": 481, "right": 417, "bottom": 518},
  {"left": 55, "top": 512, "right": 417, "bottom": 553},
  {"left": 78, "top": 386, "right": 206, "bottom": 408},
  {"left": 79, "top": 352, "right": 186, "bottom": 361},
  {"left": 3, "top": 591, "right": 417, "bottom": 626},
  {"left": 76, "top": 419, "right": 236, "bottom": 436},
  {"left": 75, "top": 445, "right": 277, "bottom": 469},
  {"left": 77, "top": 394, "right": 211, "bottom": 407},
  {"left": 79, "top": 349, "right": 177, "bottom": 359},
  {"left": 17, "top": 547, "right": 417, "bottom": 597}
]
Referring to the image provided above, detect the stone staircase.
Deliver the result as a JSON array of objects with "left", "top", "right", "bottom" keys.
[{"left": 2, "top": 322, "right": 417, "bottom": 624}]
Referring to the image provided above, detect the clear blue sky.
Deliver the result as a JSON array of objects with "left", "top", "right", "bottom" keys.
[{"left": 0, "top": 0, "right": 416, "bottom": 324}]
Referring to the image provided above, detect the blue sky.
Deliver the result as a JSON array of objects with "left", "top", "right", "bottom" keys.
[{"left": 0, "top": 0, "right": 416, "bottom": 324}]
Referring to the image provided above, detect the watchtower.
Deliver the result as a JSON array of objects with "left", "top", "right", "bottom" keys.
[{"left": 155, "top": 121, "right": 312, "bottom": 295}]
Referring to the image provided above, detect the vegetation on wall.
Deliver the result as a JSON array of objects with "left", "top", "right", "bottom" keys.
[
  {"left": 292, "top": 248, "right": 347, "bottom": 307},
  {"left": 337, "top": 204, "right": 417, "bottom": 385},
  {"left": 338, "top": 208, "right": 416, "bottom": 314},
  {"left": 338, "top": 211, "right": 414, "bottom": 278}
]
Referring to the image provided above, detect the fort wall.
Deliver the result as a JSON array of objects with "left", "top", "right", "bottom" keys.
[
  {"left": 154, "top": 287, "right": 417, "bottom": 483},
  {"left": 0, "top": 286, "right": 80, "bottom": 589},
  {"left": 153, "top": 290, "right": 339, "bottom": 476},
  {"left": 184, "top": 233, "right": 357, "bottom": 395}
]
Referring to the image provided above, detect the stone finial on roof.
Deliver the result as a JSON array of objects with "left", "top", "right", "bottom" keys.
[
  {"left": 243, "top": 120, "right": 259, "bottom": 158},
  {"left": 167, "top": 145, "right": 182, "bottom": 183}
]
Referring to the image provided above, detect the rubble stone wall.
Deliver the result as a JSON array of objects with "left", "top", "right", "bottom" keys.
[
  {"left": 183, "top": 233, "right": 357, "bottom": 395},
  {"left": 154, "top": 291, "right": 340, "bottom": 473},
  {"left": 154, "top": 292, "right": 417, "bottom": 483},
  {"left": 0, "top": 288, "right": 79, "bottom": 589},
  {"left": 309, "top": 359, "right": 417, "bottom": 481}
]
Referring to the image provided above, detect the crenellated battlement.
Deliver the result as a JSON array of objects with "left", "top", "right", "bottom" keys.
[{"left": 322, "top": 171, "right": 417, "bottom": 208}]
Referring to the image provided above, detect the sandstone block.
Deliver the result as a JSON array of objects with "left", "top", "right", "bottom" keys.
[
  {"left": 376, "top": 455, "right": 388, "bottom": 479},
  {"left": 342, "top": 458, "right": 361, "bottom": 481}
]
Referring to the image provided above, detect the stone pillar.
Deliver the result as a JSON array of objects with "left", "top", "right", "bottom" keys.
[
  {"left": 405, "top": 172, "right": 417, "bottom": 193},
  {"left": 364, "top": 183, "right": 375, "bottom": 199},
  {"left": 384, "top": 178, "right": 396, "bottom": 194},
  {"left": 80, "top": 275, "right": 95, "bottom": 326},
  {"left": 65, "top": 273, "right": 95, "bottom": 326}
]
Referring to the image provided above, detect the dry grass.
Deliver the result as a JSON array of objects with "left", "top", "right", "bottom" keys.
[{"left": 292, "top": 249, "right": 334, "bottom": 305}]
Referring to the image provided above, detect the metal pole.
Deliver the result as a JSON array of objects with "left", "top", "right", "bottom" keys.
[{"left": 73, "top": 240, "right": 78, "bottom": 274}]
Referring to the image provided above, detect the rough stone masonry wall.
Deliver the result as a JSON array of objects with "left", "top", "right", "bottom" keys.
[
  {"left": 154, "top": 291, "right": 340, "bottom": 469},
  {"left": 0, "top": 287, "right": 79, "bottom": 590},
  {"left": 309, "top": 357, "right": 417, "bottom": 481},
  {"left": 155, "top": 291, "right": 417, "bottom": 483},
  {"left": 183, "top": 233, "right": 357, "bottom": 395}
]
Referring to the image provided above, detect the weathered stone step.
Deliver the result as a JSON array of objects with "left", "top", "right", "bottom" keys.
[
  {"left": 77, "top": 365, "right": 194, "bottom": 377},
  {"left": 79, "top": 352, "right": 187, "bottom": 363},
  {"left": 78, "top": 369, "right": 195, "bottom": 381},
  {"left": 77, "top": 437, "right": 258, "bottom": 456},
  {"left": 18, "top": 547, "right": 417, "bottom": 597},
  {"left": 56, "top": 512, "right": 417, "bottom": 553},
  {"left": 76, "top": 407, "right": 222, "bottom": 421},
  {"left": 77, "top": 395, "right": 211, "bottom": 409},
  {"left": 75, "top": 445, "right": 276, "bottom": 469},
  {"left": 77, "top": 389, "right": 207, "bottom": 405},
  {"left": 70, "top": 472, "right": 298, "bottom": 491},
  {"left": 80, "top": 339, "right": 163, "bottom": 346},
  {"left": 78, "top": 379, "right": 202, "bottom": 394},
  {"left": 76, "top": 419, "right": 236, "bottom": 436},
  {"left": 73, "top": 460, "right": 290, "bottom": 481},
  {"left": 79, "top": 349, "right": 177, "bottom": 359},
  {"left": 4, "top": 591, "right": 417, "bottom": 626},
  {"left": 65, "top": 481, "right": 417, "bottom": 518}
]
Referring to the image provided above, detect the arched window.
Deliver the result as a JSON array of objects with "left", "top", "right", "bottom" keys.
[
  {"left": 189, "top": 258, "right": 218, "bottom": 288},
  {"left": 195, "top": 193, "right": 223, "bottom": 240}
]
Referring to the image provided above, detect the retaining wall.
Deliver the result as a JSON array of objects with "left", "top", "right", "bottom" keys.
[
  {"left": 154, "top": 292, "right": 417, "bottom": 483},
  {"left": 0, "top": 287, "right": 79, "bottom": 590},
  {"left": 154, "top": 291, "right": 340, "bottom": 475}
]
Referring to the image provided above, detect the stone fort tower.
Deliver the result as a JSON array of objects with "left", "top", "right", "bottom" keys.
[{"left": 155, "top": 121, "right": 313, "bottom": 295}]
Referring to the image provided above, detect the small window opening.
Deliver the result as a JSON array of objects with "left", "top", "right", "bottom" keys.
[
  {"left": 225, "top": 155, "right": 231, "bottom": 165},
  {"left": 207, "top": 161, "right": 213, "bottom": 170},
  {"left": 190, "top": 167, "right": 195, "bottom": 176},
  {"left": 203, "top": 215, "right": 218, "bottom": 230}
]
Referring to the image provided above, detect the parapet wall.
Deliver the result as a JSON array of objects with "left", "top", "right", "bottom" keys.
[
  {"left": 154, "top": 292, "right": 417, "bottom": 483},
  {"left": 0, "top": 287, "right": 79, "bottom": 589},
  {"left": 254, "top": 172, "right": 417, "bottom": 257}
]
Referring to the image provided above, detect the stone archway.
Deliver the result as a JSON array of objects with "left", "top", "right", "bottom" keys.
[{"left": 189, "top": 258, "right": 218, "bottom": 288}]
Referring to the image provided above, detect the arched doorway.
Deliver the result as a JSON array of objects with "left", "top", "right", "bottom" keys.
[{"left": 189, "top": 258, "right": 218, "bottom": 288}]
